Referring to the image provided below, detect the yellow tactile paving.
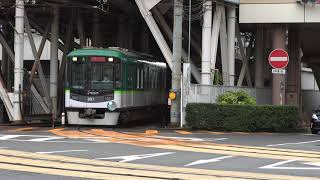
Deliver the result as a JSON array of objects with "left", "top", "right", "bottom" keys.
[
  {"left": 8, "top": 127, "right": 36, "bottom": 132},
  {"left": 0, "top": 149, "right": 319, "bottom": 180},
  {"left": 145, "top": 130, "right": 159, "bottom": 135}
]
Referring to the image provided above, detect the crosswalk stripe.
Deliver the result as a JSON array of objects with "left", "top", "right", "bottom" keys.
[{"left": 0, "top": 149, "right": 318, "bottom": 180}]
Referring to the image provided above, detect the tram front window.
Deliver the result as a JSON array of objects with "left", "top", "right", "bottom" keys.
[
  {"left": 89, "top": 57, "right": 121, "bottom": 90},
  {"left": 70, "top": 57, "right": 86, "bottom": 90}
]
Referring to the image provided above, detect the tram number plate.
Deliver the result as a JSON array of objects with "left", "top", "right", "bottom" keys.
[{"left": 87, "top": 97, "right": 95, "bottom": 102}]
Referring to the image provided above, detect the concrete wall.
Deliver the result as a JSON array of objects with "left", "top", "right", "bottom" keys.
[
  {"left": 301, "top": 67, "right": 319, "bottom": 90},
  {"left": 0, "top": 33, "right": 63, "bottom": 61},
  {"left": 188, "top": 85, "right": 272, "bottom": 105},
  {"left": 240, "top": 0, "right": 320, "bottom": 23}
]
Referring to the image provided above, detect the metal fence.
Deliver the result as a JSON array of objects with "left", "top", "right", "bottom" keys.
[{"left": 188, "top": 84, "right": 272, "bottom": 105}]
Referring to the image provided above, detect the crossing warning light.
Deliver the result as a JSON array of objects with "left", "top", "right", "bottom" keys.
[{"left": 169, "top": 91, "right": 177, "bottom": 100}]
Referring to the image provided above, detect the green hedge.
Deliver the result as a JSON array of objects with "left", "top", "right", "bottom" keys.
[{"left": 186, "top": 103, "right": 299, "bottom": 132}]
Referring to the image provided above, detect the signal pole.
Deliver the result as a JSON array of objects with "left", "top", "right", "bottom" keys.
[{"left": 171, "top": 0, "right": 183, "bottom": 126}]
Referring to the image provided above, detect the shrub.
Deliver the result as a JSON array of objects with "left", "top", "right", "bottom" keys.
[
  {"left": 186, "top": 103, "right": 299, "bottom": 132},
  {"left": 217, "top": 90, "right": 256, "bottom": 105}
]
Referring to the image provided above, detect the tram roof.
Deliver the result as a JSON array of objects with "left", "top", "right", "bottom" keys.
[{"left": 67, "top": 47, "right": 160, "bottom": 63}]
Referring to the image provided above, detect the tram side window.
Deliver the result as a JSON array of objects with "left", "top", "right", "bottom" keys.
[
  {"left": 151, "top": 70, "right": 155, "bottom": 89},
  {"left": 140, "top": 68, "right": 144, "bottom": 89},
  {"left": 136, "top": 69, "right": 140, "bottom": 89},
  {"left": 128, "top": 66, "right": 134, "bottom": 90},
  {"left": 114, "top": 60, "right": 121, "bottom": 89},
  {"left": 144, "top": 67, "right": 149, "bottom": 89}
]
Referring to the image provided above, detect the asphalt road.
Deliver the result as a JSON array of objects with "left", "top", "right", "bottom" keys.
[{"left": 0, "top": 126, "right": 319, "bottom": 179}]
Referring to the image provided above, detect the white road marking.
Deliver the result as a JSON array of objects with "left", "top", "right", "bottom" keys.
[
  {"left": 304, "top": 162, "right": 320, "bottom": 167},
  {"left": 260, "top": 160, "right": 320, "bottom": 170},
  {"left": 28, "top": 137, "right": 65, "bottom": 142},
  {"left": 185, "top": 156, "right": 234, "bottom": 167},
  {"left": 36, "top": 150, "right": 88, "bottom": 154},
  {"left": 96, "top": 152, "right": 175, "bottom": 162},
  {"left": 153, "top": 136, "right": 205, "bottom": 141},
  {"left": 0, "top": 134, "right": 107, "bottom": 143},
  {"left": 0, "top": 147, "right": 8, "bottom": 149},
  {"left": 267, "top": 139, "right": 320, "bottom": 147},
  {"left": 212, "top": 138, "right": 229, "bottom": 141},
  {"left": 0, "top": 135, "right": 24, "bottom": 140},
  {"left": 151, "top": 136, "right": 229, "bottom": 142},
  {"left": 85, "top": 139, "right": 109, "bottom": 143}
]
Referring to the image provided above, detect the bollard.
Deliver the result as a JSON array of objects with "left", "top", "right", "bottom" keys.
[{"left": 61, "top": 112, "right": 65, "bottom": 126}]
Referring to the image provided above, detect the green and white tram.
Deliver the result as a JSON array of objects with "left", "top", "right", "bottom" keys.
[{"left": 65, "top": 47, "right": 167, "bottom": 125}]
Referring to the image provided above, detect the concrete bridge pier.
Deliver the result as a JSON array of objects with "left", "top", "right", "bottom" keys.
[
  {"left": 13, "top": 0, "right": 25, "bottom": 122},
  {"left": 50, "top": 6, "right": 60, "bottom": 123},
  {"left": 287, "top": 25, "right": 301, "bottom": 108},
  {"left": 254, "top": 25, "right": 264, "bottom": 88}
]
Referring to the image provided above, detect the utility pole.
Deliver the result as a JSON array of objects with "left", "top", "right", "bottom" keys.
[
  {"left": 171, "top": 0, "right": 183, "bottom": 126},
  {"left": 13, "top": 0, "right": 25, "bottom": 122}
]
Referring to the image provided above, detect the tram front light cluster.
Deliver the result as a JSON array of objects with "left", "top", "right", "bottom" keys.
[{"left": 107, "top": 101, "right": 117, "bottom": 111}]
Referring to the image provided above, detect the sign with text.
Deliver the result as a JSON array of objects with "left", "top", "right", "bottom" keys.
[{"left": 272, "top": 69, "right": 286, "bottom": 74}]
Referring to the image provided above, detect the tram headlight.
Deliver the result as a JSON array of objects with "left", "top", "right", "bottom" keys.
[
  {"left": 107, "top": 101, "right": 117, "bottom": 111},
  {"left": 312, "top": 113, "right": 318, "bottom": 121}
]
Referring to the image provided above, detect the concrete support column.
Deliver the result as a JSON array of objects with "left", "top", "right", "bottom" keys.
[
  {"left": 171, "top": 0, "right": 183, "bottom": 125},
  {"left": 227, "top": 6, "right": 236, "bottom": 86},
  {"left": 13, "top": 0, "right": 25, "bottom": 122},
  {"left": 255, "top": 25, "right": 264, "bottom": 88},
  {"left": 92, "top": 12, "right": 101, "bottom": 47},
  {"left": 50, "top": 7, "right": 59, "bottom": 119},
  {"left": 272, "top": 24, "right": 286, "bottom": 105},
  {"left": 287, "top": 25, "right": 301, "bottom": 108},
  {"left": 201, "top": 0, "right": 212, "bottom": 85}
]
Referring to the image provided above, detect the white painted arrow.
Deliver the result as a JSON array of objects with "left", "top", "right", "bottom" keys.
[
  {"left": 185, "top": 156, "right": 233, "bottom": 167},
  {"left": 96, "top": 152, "right": 175, "bottom": 162},
  {"left": 303, "top": 162, "right": 320, "bottom": 167},
  {"left": 260, "top": 160, "right": 320, "bottom": 170}
]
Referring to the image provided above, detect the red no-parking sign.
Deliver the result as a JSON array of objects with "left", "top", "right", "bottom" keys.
[{"left": 268, "top": 49, "right": 289, "bottom": 69}]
